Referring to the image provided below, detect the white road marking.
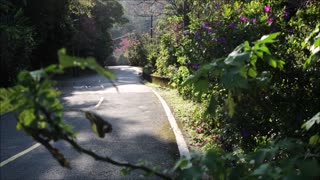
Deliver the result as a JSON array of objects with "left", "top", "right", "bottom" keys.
[
  {"left": 1, "top": 97, "right": 102, "bottom": 167},
  {"left": 152, "top": 89, "right": 190, "bottom": 158},
  {"left": 94, "top": 97, "right": 104, "bottom": 108},
  {"left": 0, "top": 143, "right": 41, "bottom": 167}
]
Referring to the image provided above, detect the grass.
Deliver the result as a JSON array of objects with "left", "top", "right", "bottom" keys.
[{"left": 145, "top": 82, "right": 203, "bottom": 152}]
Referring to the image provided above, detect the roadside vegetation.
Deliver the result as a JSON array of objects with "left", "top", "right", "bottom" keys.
[
  {"left": 148, "top": 83, "right": 209, "bottom": 152},
  {"left": 1, "top": 0, "right": 127, "bottom": 87},
  {"left": 128, "top": 0, "right": 320, "bottom": 179},
  {"left": 1, "top": 0, "right": 319, "bottom": 179}
]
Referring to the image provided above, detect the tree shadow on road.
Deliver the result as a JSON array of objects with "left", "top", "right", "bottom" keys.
[
  {"left": 0, "top": 110, "right": 179, "bottom": 179},
  {"left": 0, "top": 66, "right": 180, "bottom": 179},
  {"left": 56, "top": 66, "right": 144, "bottom": 94}
]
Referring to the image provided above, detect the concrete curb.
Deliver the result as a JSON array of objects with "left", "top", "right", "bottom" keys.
[{"left": 151, "top": 89, "right": 190, "bottom": 158}]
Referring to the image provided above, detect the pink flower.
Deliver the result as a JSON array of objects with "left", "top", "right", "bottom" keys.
[
  {"left": 264, "top": 5, "right": 271, "bottom": 13},
  {"left": 119, "top": 38, "right": 129, "bottom": 48},
  {"left": 252, "top": 18, "right": 257, "bottom": 24},
  {"left": 217, "top": 36, "right": 226, "bottom": 43},
  {"left": 283, "top": 9, "right": 290, "bottom": 20},
  {"left": 268, "top": 17, "right": 273, "bottom": 25},
  {"left": 228, "top": 22, "right": 237, "bottom": 29},
  {"left": 196, "top": 128, "right": 204, "bottom": 134},
  {"left": 240, "top": 16, "right": 248, "bottom": 23},
  {"left": 212, "top": 135, "right": 220, "bottom": 141}
]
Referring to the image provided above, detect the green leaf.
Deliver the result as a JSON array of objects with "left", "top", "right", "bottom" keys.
[
  {"left": 248, "top": 68, "right": 257, "bottom": 78},
  {"left": 226, "top": 91, "right": 235, "bottom": 117},
  {"left": 277, "top": 60, "right": 285, "bottom": 70},
  {"left": 222, "top": 4, "right": 232, "bottom": 17},
  {"left": 181, "top": 166, "right": 203, "bottom": 180},
  {"left": 265, "top": 55, "right": 280, "bottom": 68},
  {"left": 224, "top": 45, "right": 250, "bottom": 66},
  {"left": 256, "top": 71, "right": 271, "bottom": 86},
  {"left": 30, "top": 69, "right": 47, "bottom": 81},
  {"left": 243, "top": 41, "right": 251, "bottom": 51},
  {"left": 16, "top": 122, "right": 23, "bottom": 130},
  {"left": 310, "top": 41, "right": 320, "bottom": 55},
  {"left": 91, "top": 124, "right": 98, "bottom": 135},
  {"left": 251, "top": 148, "right": 271, "bottom": 165},
  {"left": 229, "top": 165, "right": 246, "bottom": 179},
  {"left": 120, "top": 167, "right": 132, "bottom": 176},
  {"left": 303, "top": 59, "right": 311, "bottom": 69},
  {"left": 18, "top": 71, "right": 34, "bottom": 86},
  {"left": 277, "top": 138, "right": 304, "bottom": 153},
  {"left": 182, "top": 63, "right": 216, "bottom": 87},
  {"left": 173, "top": 159, "right": 190, "bottom": 170},
  {"left": 250, "top": 55, "right": 258, "bottom": 66},
  {"left": 304, "top": 24, "right": 320, "bottom": 69},
  {"left": 38, "top": 121, "right": 46, "bottom": 129},
  {"left": 309, "top": 134, "right": 320, "bottom": 145},
  {"left": 194, "top": 79, "right": 209, "bottom": 93},
  {"left": 224, "top": 52, "right": 250, "bottom": 66},
  {"left": 314, "top": 37, "right": 320, "bottom": 48},
  {"left": 299, "top": 160, "right": 320, "bottom": 178},
  {"left": 302, "top": 112, "right": 320, "bottom": 131},
  {"left": 182, "top": 75, "right": 197, "bottom": 87},
  {"left": 254, "top": 50, "right": 264, "bottom": 58},
  {"left": 268, "top": 59, "right": 277, "bottom": 68},
  {"left": 305, "top": 47, "right": 320, "bottom": 69},
  {"left": 19, "top": 109, "right": 36, "bottom": 127},
  {"left": 258, "top": 32, "right": 280, "bottom": 44},
  {"left": 204, "top": 150, "right": 224, "bottom": 176},
  {"left": 58, "top": 48, "right": 115, "bottom": 80},
  {"left": 257, "top": 45, "right": 271, "bottom": 55},
  {"left": 251, "top": 163, "right": 271, "bottom": 176},
  {"left": 44, "top": 64, "right": 63, "bottom": 74},
  {"left": 206, "top": 96, "right": 218, "bottom": 116},
  {"left": 85, "top": 111, "right": 112, "bottom": 138},
  {"left": 63, "top": 125, "right": 74, "bottom": 135},
  {"left": 221, "top": 68, "right": 249, "bottom": 89},
  {"left": 304, "top": 23, "right": 319, "bottom": 45}
]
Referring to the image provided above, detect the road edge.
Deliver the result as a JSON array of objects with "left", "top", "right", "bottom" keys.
[{"left": 151, "top": 89, "right": 190, "bottom": 159}]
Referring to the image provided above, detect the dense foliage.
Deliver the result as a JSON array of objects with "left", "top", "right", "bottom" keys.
[
  {"left": 144, "top": 0, "right": 320, "bottom": 148},
  {"left": 1, "top": 0, "right": 320, "bottom": 179},
  {"left": 125, "top": 33, "right": 152, "bottom": 66},
  {"left": 141, "top": 0, "right": 320, "bottom": 178},
  {"left": 0, "top": 0, "right": 125, "bottom": 87}
]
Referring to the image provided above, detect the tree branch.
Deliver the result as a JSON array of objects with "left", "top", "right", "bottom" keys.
[
  {"left": 64, "top": 136, "right": 172, "bottom": 180},
  {"left": 40, "top": 108, "right": 173, "bottom": 179}
]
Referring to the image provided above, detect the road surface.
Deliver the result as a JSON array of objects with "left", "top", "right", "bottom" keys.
[{"left": 0, "top": 66, "right": 179, "bottom": 179}]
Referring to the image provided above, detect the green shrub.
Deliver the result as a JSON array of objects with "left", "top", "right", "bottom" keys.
[
  {"left": 149, "top": 0, "right": 320, "bottom": 153},
  {"left": 125, "top": 33, "right": 149, "bottom": 67}
]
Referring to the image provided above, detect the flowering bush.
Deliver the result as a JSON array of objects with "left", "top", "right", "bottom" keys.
[
  {"left": 123, "top": 33, "right": 150, "bottom": 66},
  {"left": 150, "top": 0, "right": 320, "bottom": 153},
  {"left": 113, "top": 38, "right": 130, "bottom": 57}
]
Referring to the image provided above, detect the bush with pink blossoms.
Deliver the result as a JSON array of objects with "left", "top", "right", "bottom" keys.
[{"left": 149, "top": 0, "right": 320, "bottom": 154}]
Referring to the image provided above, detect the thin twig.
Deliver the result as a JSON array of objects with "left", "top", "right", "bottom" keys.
[{"left": 64, "top": 136, "right": 173, "bottom": 180}]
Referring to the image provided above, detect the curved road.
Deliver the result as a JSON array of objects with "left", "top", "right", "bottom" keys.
[{"left": 0, "top": 66, "right": 179, "bottom": 179}]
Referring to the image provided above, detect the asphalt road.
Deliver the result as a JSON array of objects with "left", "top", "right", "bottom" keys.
[{"left": 0, "top": 66, "right": 179, "bottom": 179}]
